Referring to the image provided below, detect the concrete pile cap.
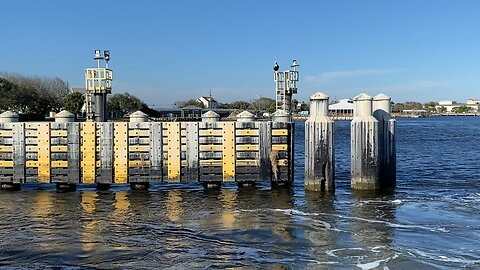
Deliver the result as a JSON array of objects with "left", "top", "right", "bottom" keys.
[
  {"left": 237, "top": 111, "right": 255, "bottom": 118},
  {"left": 272, "top": 109, "right": 289, "bottom": 116},
  {"left": 130, "top": 111, "right": 149, "bottom": 117},
  {"left": 373, "top": 93, "right": 391, "bottom": 101},
  {"left": 55, "top": 110, "right": 75, "bottom": 117},
  {"left": 202, "top": 110, "right": 220, "bottom": 118},
  {"left": 310, "top": 92, "right": 329, "bottom": 100},
  {"left": 0, "top": 111, "right": 19, "bottom": 118},
  {"left": 354, "top": 93, "right": 372, "bottom": 101}
]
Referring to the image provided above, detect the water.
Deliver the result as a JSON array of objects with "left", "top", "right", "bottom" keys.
[{"left": 1, "top": 117, "right": 479, "bottom": 269}]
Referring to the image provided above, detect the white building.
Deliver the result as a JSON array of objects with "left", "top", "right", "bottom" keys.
[
  {"left": 435, "top": 100, "right": 479, "bottom": 112},
  {"left": 467, "top": 99, "right": 480, "bottom": 105},
  {"left": 329, "top": 99, "right": 354, "bottom": 118},
  {"left": 197, "top": 96, "right": 219, "bottom": 109}
]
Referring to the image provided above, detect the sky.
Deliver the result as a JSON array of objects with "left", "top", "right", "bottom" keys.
[{"left": 1, "top": 0, "right": 479, "bottom": 107}]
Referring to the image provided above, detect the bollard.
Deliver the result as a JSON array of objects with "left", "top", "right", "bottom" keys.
[
  {"left": 202, "top": 110, "right": 220, "bottom": 123},
  {"left": 351, "top": 93, "right": 379, "bottom": 190},
  {"left": 129, "top": 111, "right": 149, "bottom": 123},
  {"left": 236, "top": 111, "right": 255, "bottom": 122},
  {"left": 373, "top": 94, "right": 396, "bottom": 189},
  {"left": 305, "top": 92, "right": 335, "bottom": 192},
  {"left": 0, "top": 111, "right": 19, "bottom": 123},
  {"left": 272, "top": 109, "right": 290, "bottom": 123},
  {"left": 55, "top": 110, "right": 75, "bottom": 123}
]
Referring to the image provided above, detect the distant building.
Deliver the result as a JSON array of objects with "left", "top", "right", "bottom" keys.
[
  {"left": 329, "top": 99, "right": 354, "bottom": 118},
  {"left": 467, "top": 99, "right": 480, "bottom": 105},
  {"left": 438, "top": 100, "right": 457, "bottom": 106},
  {"left": 197, "top": 96, "right": 219, "bottom": 109},
  {"left": 435, "top": 99, "right": 479, "bottom": 112}
]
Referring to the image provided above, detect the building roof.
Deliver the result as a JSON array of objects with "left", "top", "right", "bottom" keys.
[
  {"left": 329, "top": 99, "right": 354, "bottom": 110},
  {"left": 199, "top": 96, "right": 218, "bottom": 103},
  {"left": 181, "top": 105, "right": 203, "bottom": 110}
]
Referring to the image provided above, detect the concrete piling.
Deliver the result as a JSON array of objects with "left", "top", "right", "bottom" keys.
[
  {"left": 54, "top": 110, "right": 75, "bottom": 123},
  {"left": 0, "top": 111, "right": 19, "bottom": 123},
  {"left": 373, "top": 94, "right": 396, "bottom": 188},
  {"left": 129, "top": 111, "right": 149, "bottom": 123},
  {"left": 351, "top": 93, "right": 379, "bottom": 190},
  {"left": 305, "top": 92, "right": 335, "bottom": 192}
]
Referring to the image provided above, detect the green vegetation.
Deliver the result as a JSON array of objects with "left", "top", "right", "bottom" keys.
[
  {"left": 391, "top": 101, "right": 423, "bottom": 113},
  {"left": 451, "top": 105, "right": 474, "bottom": 113},
  {"left": 63, "top": 92, "right": 85, "bottom": 116},
  {"left": 108, "top": 93, "right": 148, "bottom": 115},
  {"left": 0, "top": 73, "right": 69, "bottom": 115},
  {"left": 174, "top": 99, "right": 205, "bottom": 108}
]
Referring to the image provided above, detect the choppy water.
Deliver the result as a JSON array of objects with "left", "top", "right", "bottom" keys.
[{"left": 1, "top": 117, "right": 479, "bottom": 269}]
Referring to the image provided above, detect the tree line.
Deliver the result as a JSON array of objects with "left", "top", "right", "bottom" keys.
[
  {"left": 175, "top": 97, "right": 309, "bottom": 113},
  {"left": 392, "top": 101, "right": 478, "bottom": 114},
  {"left": 0, "top": 73, "right": 69, "bottom": 115}
]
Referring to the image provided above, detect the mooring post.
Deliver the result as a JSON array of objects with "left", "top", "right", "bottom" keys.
[
  {"left": 304, "top": 92, "right": 335, "bottom": 192},
  {"left": 54, "top": 110, "right": 75, "bottom": 123},
  {"left": 271, "top": 109, "right": 294, "bottom": 186},
  {"left": 236, "top": 111, "right": 256, "bottom": 187},
  {"left": 129, "top": 110, "right": 149, "bottom": 123},
  {"left": 201, "top": 111, "right": 223, "bottom": 189},
  {"left": 53, "top": 111, "right": 77, "bottom": 192},
  {"left": 351, "top": 93, "right": 380, "bottom": 190},
  {"left": 129, "top": 111, "right": 150, "bottom": 190},
  {"left": 373, "top": 94, "right": 396, "bottom": 189},
  {"left": 0, "top": 111, "right": 21, "bottom": 191}
]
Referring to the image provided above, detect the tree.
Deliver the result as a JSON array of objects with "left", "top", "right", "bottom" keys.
[
  {"left": 250, "top": 97, "right": 276, "bottom": 113},
  {"left": 292, "top": 99, "right": 299, "bottom": 112},
  {"left": 423, "top": 102, "right": 437, "bottom": 113},
  {"left": 108, "top": 93, "right": 147, "bottom": 115},
  {"left": 175, "top": 99, "right": 205, "bottom": 108},
  {"left": 64, "top": 92, "right": 85, "bottom": 116},
  {"left": 300, "top": 101, "right": 309, "bottom": 112},
  {"left": 452, "top": 105, "right": 473, "bottom": 113},
  {"left": 0, "top": 73, "right": 68, "bottom": 115},
  {"left": 438, "top": 106, "right": 447, "bottom": 113}
]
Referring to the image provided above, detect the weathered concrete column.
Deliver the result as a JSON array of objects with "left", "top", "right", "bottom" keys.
[
  {"left": 236, "top": 110, "right": 256, "bottom": 187},
  {"left": 0, "top": 111, "right": 20, "bottom": 190},
  {"left": 236, "top": 111, "right": 255, "bottom": 122},
  {"left": 129, "top": 110, "right": 150, "bottom": 190},
  {"left": 0, "top": 111, "right": 19, "bottom": 123},
  {"left": 201, "top": 110, "right": 222, "bottom": 189},
  {"left": 272, "top": 109, "right": 289, "bottom": 123},
  {"left": 202, "top": 110, "right": 220, "bottom": 122},
  {"left": 305, "top": 92, "right": 335, "bottom": 192},
  {"left": 351, "top": 93, "right": 380, "bottom": 190},
  {"left": 373, "top": 94, "right": 396, "bottom": 189},
  {"left": 55, "top": 110, "right": 77, "bottom": 192},
  {"left": 55, "top": 110, "right": 75, "bottom": 123},
  {"left": 129, "top": 111, "right": 148, "bottom": 123}
]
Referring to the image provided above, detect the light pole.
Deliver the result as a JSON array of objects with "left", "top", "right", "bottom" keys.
[
  {"left": 85, "top": 49, "right": 113, "bottom": 122},
  {"left": 273, "top": 59, "right": 299, "bottom": 120}
]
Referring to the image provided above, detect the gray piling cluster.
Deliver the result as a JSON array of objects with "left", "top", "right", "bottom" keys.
[
  {"left": 305, "top": 92, "right": 396, "bottom": 192},
  {"left": 373, "top": 94, "right": 396, "bottom": 188},
  {"left": 351, "top": 93, "right": 380, "bottom": 190},
  {"left": 304, "top": 92, "right": 335, "bottom": 192}
]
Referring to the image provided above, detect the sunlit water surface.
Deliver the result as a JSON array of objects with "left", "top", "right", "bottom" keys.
[{"left": 0, "top": 117, "right": 479, "bottom": 269}]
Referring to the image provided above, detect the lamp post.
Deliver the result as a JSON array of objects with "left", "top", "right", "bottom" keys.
[{"left": 85, "top": 49, "right": 112, "bottom": 122}]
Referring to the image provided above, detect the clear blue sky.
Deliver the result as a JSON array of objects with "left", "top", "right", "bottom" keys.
[{"left": 1, "top": 0, "right": 479, "bottom": 106}]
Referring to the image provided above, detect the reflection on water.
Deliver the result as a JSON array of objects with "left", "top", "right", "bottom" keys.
[{"left": 0, "top": 118, "right": 479, "bottom": 268}]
